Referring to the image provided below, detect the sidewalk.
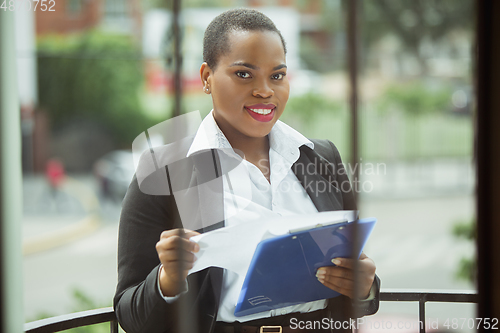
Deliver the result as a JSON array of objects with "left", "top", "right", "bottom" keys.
[
  {"left": 22, "top": 175, "right": 101, "bottom": 256},
  {"left": 22, "top": 175, "right": 120, "bottom": 320}
]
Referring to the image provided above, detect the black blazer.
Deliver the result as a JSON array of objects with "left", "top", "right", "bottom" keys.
[{"left": 114, "top": 139, "right": 380, "bottom": 333}]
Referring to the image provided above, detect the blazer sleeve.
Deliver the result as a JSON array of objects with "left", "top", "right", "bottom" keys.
[{"left": 113, "top": 173, "right": 182, "bottom": 333}]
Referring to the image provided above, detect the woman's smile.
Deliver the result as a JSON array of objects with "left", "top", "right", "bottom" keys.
[{"left": 244, "top": 103, "right": 276, "bottom": 122}]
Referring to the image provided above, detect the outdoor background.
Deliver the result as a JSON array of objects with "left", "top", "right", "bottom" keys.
[{"left": 16, "top": 0, "right": 476, "bottom": 332}]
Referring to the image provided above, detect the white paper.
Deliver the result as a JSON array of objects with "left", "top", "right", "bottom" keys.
[{"left": 188, "top": 210, "right": 357, "bottom": 276}]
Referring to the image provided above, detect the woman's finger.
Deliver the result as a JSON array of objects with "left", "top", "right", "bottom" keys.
[
  {"left": 318, "top": 276, "right": 354, "bottom": 298},
  {"left": 157, "top": 248, "right": 197, "bottom": 264},
  {"left": 160, "top": 228, "right": 200, "bottom": 240},
  {"left": 331, "top": 256, "right": 375, "bottom": 273},
  {"left": 316, "top": 266, "right": 353, "bottom": 280},
  {"left": 156, "top": 235, "right": 200, "bottom": 253},
  {"left": 163, "top": 259, "right": 196, "bottom": 273},
  {"left": 317, "top": 264, "right": 375, "bottom": 299}
]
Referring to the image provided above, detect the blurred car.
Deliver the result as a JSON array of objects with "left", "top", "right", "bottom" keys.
[{"left": 93, "top": 150, "right": 135, "bottom": 201}]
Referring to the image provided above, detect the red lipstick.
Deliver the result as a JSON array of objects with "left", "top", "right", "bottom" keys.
[{"left": 244, "top": 103, "right": 276, "bottom": 122}]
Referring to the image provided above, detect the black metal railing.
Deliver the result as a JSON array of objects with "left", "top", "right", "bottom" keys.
[
  {"left": 23, "top": 290, "right": 477, "bottom": 333},
  {"left": 24, "top": 307, "right": 118, "bottom": 333},
  {"left": 380, "top": 290, "right": 478, "bottom": 333}
]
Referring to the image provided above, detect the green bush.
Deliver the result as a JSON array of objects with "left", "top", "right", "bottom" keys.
[
  {"left": 62, "top": 289, "right": 110, "bottom": 333},
  {"left": 452, "top": 219, "right": 476, "bottom": 283},
  {"left": 37, "top": 31, "right": 157, "bottom": 148},
  {"left": 378, "top": 82, "right": 452, "bottom": 116},
  {"left": 285, "top": 93, "right": 344, "bottom": 125},
  {"left": 29, "top": 288, "right": 113, "bottom": 333}
]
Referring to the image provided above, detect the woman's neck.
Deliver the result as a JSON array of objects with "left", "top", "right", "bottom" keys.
[
  {"left": 226, "top": 132, "right": 271, "bottom": 183},
  {"left": 226, "top": 131, "right": 270, "bottom": 161},
  {"left": 213, "top": 114, "right": 270, "bottom": 159},
  {"left": 215, "top": 117, "right": 271, "bottom": 182}
]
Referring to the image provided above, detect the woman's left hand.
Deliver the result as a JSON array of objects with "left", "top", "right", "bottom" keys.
[{"left": 316, "top": 253, "right": 376, "bottom": 299}]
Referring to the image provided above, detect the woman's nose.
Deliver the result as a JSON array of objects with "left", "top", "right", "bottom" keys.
[{"left": 252, "top": 80, "right": 274, "bottom": 98}]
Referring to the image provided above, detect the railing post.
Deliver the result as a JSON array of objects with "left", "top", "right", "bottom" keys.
[
  {"left": 419, "top": 298, "right": 426, "bottom": 333},
  {"left": 110, "top": 319, "right": 118, "bottom": 333}
]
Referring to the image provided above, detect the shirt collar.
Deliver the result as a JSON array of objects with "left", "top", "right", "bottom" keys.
[
  {"left": 269, "top": 120, "right": 314, "bottom": 164},
  {"left": 186, "top": 110, "right": 314, "bottom": 161},
  {"left": 186, "top": 110, "right": 231, "bottom": 157}
]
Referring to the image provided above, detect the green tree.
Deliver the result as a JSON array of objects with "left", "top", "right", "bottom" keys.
[
  {"left": 363, "top": 0, "right": 474, "bottom": 74},
  {"left": 38, "top": 31, "right": 155, "bottom": 148}
]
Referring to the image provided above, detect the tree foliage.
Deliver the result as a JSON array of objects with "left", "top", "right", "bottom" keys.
[
  {"left": 363, "top": 0, "right": 474, "bottom": 73},
  {"left": 37, "top": 32, "right": 155, "bottom": 148}
]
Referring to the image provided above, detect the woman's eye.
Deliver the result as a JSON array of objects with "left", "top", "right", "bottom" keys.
[
  {"left": 236, "top": 71, "right": 251, "bottom": 79},
  {"left": 272, "top": 73, "right": 286, "bottom": 80}
]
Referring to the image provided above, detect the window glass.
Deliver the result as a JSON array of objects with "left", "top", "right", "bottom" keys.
[{"left": 21, "top": 1, "right": 476, "bottom": 331}]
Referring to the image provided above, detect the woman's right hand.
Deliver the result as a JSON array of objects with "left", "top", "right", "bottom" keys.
[{"left": 156, "top": 229, "right": 200, "bottom": 297}]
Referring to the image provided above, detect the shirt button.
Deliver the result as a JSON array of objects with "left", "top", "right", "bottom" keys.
[{"left": 281, "top": 310, "right": 287, "bottom": 315}]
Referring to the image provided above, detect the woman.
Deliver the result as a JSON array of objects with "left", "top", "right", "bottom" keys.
[{"left": 114, "top": 8, "right": 379, "bottom": 333}]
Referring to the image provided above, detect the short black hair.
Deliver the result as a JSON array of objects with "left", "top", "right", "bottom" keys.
[{"left": 203, "top": 8, "right": 287, "bottom": 70}]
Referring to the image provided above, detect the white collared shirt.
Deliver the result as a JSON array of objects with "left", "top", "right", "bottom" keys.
[{"left": 186, "top": 111, "right": 328, "bottom": 322}]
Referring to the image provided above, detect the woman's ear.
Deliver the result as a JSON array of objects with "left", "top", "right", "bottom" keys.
[{"left": 200, "top": 62, "right": 212, "bottom": 94}]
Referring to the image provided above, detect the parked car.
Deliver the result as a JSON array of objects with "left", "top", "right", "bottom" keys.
[{"left": 93, "top": 150, "right": 135, "bottom": 201}]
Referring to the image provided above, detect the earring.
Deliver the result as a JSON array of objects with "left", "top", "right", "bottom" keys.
[{"left": 205, "top": 87, "right": 210, "bottom": 93}]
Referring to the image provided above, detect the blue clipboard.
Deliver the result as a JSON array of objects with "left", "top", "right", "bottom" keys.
[{"left": 234, "top": 217, "right": 377, "bottom": 317}]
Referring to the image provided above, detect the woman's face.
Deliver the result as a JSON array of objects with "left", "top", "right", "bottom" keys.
[{"left": 201, "top": 30, "right": 289, "bottom": 141}]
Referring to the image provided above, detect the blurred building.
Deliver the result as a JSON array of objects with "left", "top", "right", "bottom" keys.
[
  {"left": 141, "top": 0, "right": 338, "bottom": 96},
  {"left": 142, "top": 6, "right": 301, "bottom": 94},
  {"left": 35, "top": 0, "right": 142, "bottom": 38}
]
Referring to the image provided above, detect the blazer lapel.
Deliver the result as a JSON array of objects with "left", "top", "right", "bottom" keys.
[
  {"left": 172, "top": 149, "right": 225, "bottom": 233},
  {"left": 292, "top": 145, "right": 345, "bottom": 212}
]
